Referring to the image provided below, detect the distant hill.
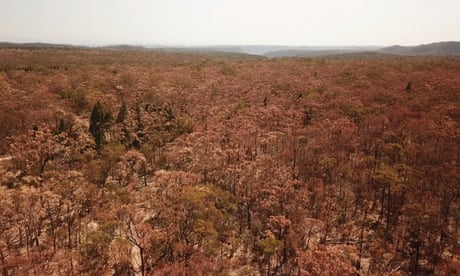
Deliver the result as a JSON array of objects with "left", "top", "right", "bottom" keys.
[
  {"left": 0, "top": 42, "right": 82, "bottom": 49},
  {"left": 260, "top": 46, "right": 382, "bottom": 58},
  {"left": 101, "top": 44, "right": 147, "bottom": 51},
  {"left": 0, "top": 42, "right": 250, "bottom": 56},
  {"left": 88, "top": 44, "right": 248, "bottom": 55},
  {"left": 2, "top": 41, "right": 460, "bottom": 57},
  {"left": 160, "top": 46, "right": 247, "bottom": 55},
  {"left": 186, "top": 46, "right": 245, "bottom": 54},
  {"left": 240, "top": 45, "right": 299, "bottom": 55},
  {"left": 380, "top": 41, "right": 460, "bottom": 56},
  {"left": 261, "top": 42, "right": 460, "bottom": 58},
  {"left": 240, "top": 45, "right": 382, "bottom": 56},
  {"left": 144, "top": 46, "right": 255, "bottom": 58}
]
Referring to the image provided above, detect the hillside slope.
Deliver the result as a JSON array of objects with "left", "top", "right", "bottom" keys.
[{"left": 380, "top": 41, "right": 460, "bottom": 56}]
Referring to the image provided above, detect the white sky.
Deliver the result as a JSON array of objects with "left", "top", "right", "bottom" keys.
[{"left": 0, "top": 0, "right": 458, "bottom": 46}]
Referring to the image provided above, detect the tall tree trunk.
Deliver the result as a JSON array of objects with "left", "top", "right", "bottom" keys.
[
  {"left": 139, "top": 246, "right": 145, "bottom": 276},
  {"left": 357, "top": 205, "right": 368, "bottom": 272}
]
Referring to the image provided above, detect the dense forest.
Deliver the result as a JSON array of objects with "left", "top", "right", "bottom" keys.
[{"left": 0, "top": 48, "right": 459, "bottom": 275}]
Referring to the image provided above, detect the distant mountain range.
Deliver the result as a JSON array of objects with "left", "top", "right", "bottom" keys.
[
  {"left": 261, "top": 46, "right": 382, "bottom": 58},
  {"left": 251, "top": 42, "right": 460, "bottom": 57},
  {"left": 379, "top": 41, "right": 460, "bottom": 56},
  {"left": 1, "top": 41, "right": 459, "bottom": 57},
  {"left": 0, "top": 42, "right": 84, "bottom": 49}
]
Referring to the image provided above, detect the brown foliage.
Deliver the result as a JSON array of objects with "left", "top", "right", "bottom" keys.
[{"left": 0, "top": 48, "right": 459, "bottom": 275}]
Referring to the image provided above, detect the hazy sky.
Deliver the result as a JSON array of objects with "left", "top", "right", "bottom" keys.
[{"left": 0, "top": 0, "right": 459, "bottom": 46}]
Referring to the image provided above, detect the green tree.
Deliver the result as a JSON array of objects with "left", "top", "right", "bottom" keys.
[{"left": 89, "top": 101, "right": 112, "bottom": 150}]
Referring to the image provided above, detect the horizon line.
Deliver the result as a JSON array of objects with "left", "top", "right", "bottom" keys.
[{"left": 1, "top": 40, "right": 459, "bottom": 48}]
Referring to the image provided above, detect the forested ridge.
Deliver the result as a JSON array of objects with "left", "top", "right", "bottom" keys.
[{"left": 0, "top": 48, "right": 459, "bottom": 275}]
